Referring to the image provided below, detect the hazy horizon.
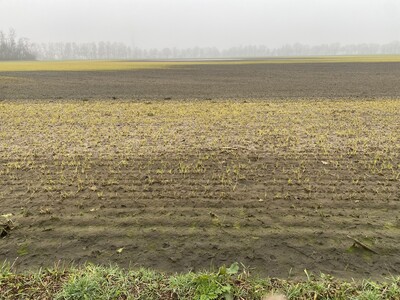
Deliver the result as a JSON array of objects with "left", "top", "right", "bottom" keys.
[{"left": 1, "top": 0, "right": 400, "bottom": 49}]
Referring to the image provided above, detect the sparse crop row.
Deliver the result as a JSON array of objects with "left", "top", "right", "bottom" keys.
[
  {"left": 1, "top": 99, "right": 398, "bottom": 194},
  {"left": 1, "top": 99, "right": 399, "bottom": 222}
]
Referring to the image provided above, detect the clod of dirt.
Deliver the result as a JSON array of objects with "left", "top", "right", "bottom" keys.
[
  {"left": 347, "top": 235, "right": 379, "bottom": 255},
  {"left": 209, "top": 212, "right": 218, "bottom": 218},
  {"left": 0, "top": 220, "right": 14, "bottom": 238}
]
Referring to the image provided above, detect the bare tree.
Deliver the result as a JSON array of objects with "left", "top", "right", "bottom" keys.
[{"left": 0, "top": 29, "right": 36, "bottom": 60}]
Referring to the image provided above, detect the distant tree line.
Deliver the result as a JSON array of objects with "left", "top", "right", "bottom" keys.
[
  {"left": 0, "top": 29, "right": 36, "bottom": 60},
  {"left": 32, "top": 41, "right": 400, "bottom": 60},
  {"left": 2, "top": 29, "right": 400, "bottom": 60}
]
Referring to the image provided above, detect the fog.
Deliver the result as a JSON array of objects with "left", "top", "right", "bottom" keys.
[{"left": 1, "top": 0, "right": 400, "bottom": 48}]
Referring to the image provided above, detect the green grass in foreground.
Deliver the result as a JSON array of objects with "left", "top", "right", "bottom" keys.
[
  {"left": 1, "top": 55, "right": 400, "bottom": 72},
  {"left": 0, "top": 263, "right": 399, "bottom": 300}
]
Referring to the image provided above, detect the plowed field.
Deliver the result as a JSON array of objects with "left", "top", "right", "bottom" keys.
[{"left": 1, "top": 61, "right": 400, "bottom": 100}]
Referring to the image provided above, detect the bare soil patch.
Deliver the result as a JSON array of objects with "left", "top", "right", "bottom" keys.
[{"left": 1, "top": 62, "right": 400, "bottom": 100}]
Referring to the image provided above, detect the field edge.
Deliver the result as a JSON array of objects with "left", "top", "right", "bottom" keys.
[{"left": 1, "top": 262, "right": 400, "bottom": 299}]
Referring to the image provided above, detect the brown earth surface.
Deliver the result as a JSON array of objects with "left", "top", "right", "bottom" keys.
[
  {"left": 0, "top": 62, "right": 400, "bottom": 280},
  {"left": 1, "top": 62, "right": 400, "bottom": 100}
]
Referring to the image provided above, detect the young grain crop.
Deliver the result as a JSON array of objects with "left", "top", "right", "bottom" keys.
[{"left": 0, "top": 99, "right": 399, "bottom": 279}]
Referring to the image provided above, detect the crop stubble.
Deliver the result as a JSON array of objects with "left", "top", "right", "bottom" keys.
[{"left": 0, "top": 99, "right": 399, "bottom": 279}]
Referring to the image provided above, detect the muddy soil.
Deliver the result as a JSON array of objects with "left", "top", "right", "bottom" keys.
[{"left": 1, "top": 62, "right": 400, "bottom": 100}]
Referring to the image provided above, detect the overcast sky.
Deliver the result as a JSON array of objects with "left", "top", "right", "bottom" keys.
[{"left": 1, "top": 0, "right": 399, "bottom": 48}]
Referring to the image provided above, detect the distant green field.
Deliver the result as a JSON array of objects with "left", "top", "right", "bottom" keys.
[
  {"left": 1, "top": 55, "right": 400, "bottom": 72},
  {"left": 0, "top": 60, "right": 172, "bottom": 72}
]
